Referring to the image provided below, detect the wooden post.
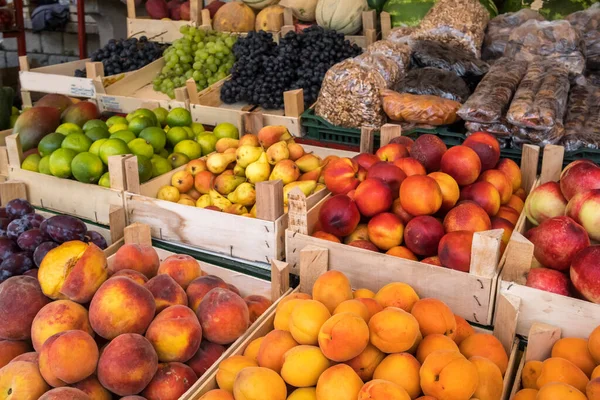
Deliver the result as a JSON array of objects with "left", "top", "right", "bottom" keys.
[
  {"left": 379, "top": 124, "right": 401, "bottom": 147},
  {"left": 141, "top": 101, "right": 160, "bottom": 110},
  {"left": 107, "top": 155, "right": 132, "bottom": 191},
  {"left": 362, "top": 10, "right": 377, "bottom": 45},
  {"left": 175, "top": 87, "right": 189, "bottom": 103},
  {"left": 124, "top": 223, "right": 153, "bottom": 247},
  {"left": 270, "top": 259, "right": 290, "bottom": 302},
  {"left": 501, "top": 231, "right": 534, "bottom": 284},
  {"left": 284, "top": 89, "right": 304, "bottom": 118},
  {"left": 124, "top": 156, "right": 141, "bottom": 194},
  {"left": 287, "top": 188, "right": 308, "bottom": 235},
  {"left": 281, "top": 25, "right": 295, "bottom": 37},
  {"left": 18, "top": 57, "right": 32, "bottom": 107},
  {"left": 86, "top": 62, "right": 105, "bottom": 79},
  {"left": 190, "top": 0, "right": 200, "bottom": 26},
  {"left": 5, "top": 134, "right": 23, "bottom": 168},
  {"left": 283, "top": 7, "right": 294, "bottom": 25},
  {"left": 243, "top": 111, "right": 264, "bottom": 135},
  {"left": 201, "top": 8, "right": 212, "bottom": 29},
  {"left": 186, "top": 78, "right": 200, "bottom": 105},
  {"left": 469, "top": 229, "right": 503, "bottom": 278},
  {"left": 0, "top": 181, "right": 27, "bottom": 206},
  {"left": 365, "top": 29, "right": 378, "bottom": 47},
  {"left": 540, "top": 145, "right": 564, "bottom": 184},
  {"left": 266, "top": 11, "right": 284, "bottom": 32},
  {"left": 256, "top": 180, "right": 284, "bottom": 221},
  {"left": 360, "top": 127, "right": 375, "bottom": 154},
  {"left": 126, "top": 0, "right": 136, "bottom": 19},
  {"left": 109, "top": 205, "right": 126, "bottom": 244},
  {"left": 525, "top": 323, "right": 562, "bottom": 362},
  {"left": 493, "top": 293, "right": 520, "bottom": 355},
  {"left": 381, "top": 11, "right": 392, "bottom": 40},
  {"left": 520, "top": 144, "right": 540, "bottom": 194},
  {"left": 299, "top": 246, "right": 328, "bottom": 295}
]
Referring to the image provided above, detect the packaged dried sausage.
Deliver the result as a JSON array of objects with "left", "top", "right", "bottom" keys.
[
  {"left": 410, "top": 40, "right": 489, "bottom": 79},
  {"left": 381, "top": 89, "right": 461, "bottom": 126},
  {"left": 395, "top": 67, "right": 471, "bottom": 103},
  {"left": 566, "top": 5, "right": 600, "bottom": 71},
  {"left": 561, "top": 77, "right": 600, "bottom": 151}
]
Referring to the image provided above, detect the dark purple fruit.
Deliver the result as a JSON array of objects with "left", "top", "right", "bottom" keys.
[
  {"left": 44, "top": 215, "right": 87, "bottom": 243},
  {"left": 0, "top": 218, "right": 10, "bottom": 237},
  {"left": 86, "top": 230, "right": 108, "bottom": 250},
  {"left": 0, "top": 252, "right": 34, "bottom": 283},
  {"left": 0, "top": 208, "right": 7, "bottom": 218},
  {"left": 21, "top": 213, "right": 45, "bottom": 228},
  {"left": 0, "top": 237, "right": 19, "bottom": 262},
  {"left": 6, "top": 218, "right": 33, "bottom": 240},
  {"left": 6, "top": 199, "right": 34, "bottom": 219},
  {"left": 17, "top": 229, "right": 47, "bottom": 252},
  {"left": 33, "top": 241, "right": 59, "bottom": 267}
]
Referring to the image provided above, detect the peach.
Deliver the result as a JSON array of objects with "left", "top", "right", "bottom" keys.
[
  {"left": 357, "top": 298, "right": 384, "bottom": 320},
  {"left": 39, "top": 387, "right": 90, "bottom": 400},
  {"left": 281, "top": 345, "right": 331, "bottom": 387},
  {"left": 386, "top": 246, "right": 418, "bottom": 261},
  {"left": 552, "top": 338, "right": 597, "bottom": 377},
  {"left": 31, "top": 299, "right": 93, "bottom": 352},
  {"left": 411, "top": 298, "right": 457, "bottom": 339},
  {"left": 112, "top": 269, "right": 149, "bottom": 285},
  {"left": 496, "top": 158, "right": 522, "bottom": 192},
  {"left": 257, "top": 330, "right": 298, "bottom": 373},
  {"left": 440, "top": 145, "right": 481, "bottom": 186},
  {"left": 459, "top": 333, "right": 509, "bottom": 375},
  {"left": 515, "top": 187, "right": 527, "bottom": 201},
  {"left": 345, "top": 224, "right": 369, "bottom": 244},
  {"left": 353, "top": 153, "right": 380, "bottom": 171},
  {"left": 422, "top": 256, "right": 442, "bottom": 266},
  {"left": 560, "top": 160, "right": 600, "bottom": 200},
  {"left": 197, "top": 288, "right": 249, "bottom": 345},
  {"left": 390, "top": 136, "right": 414, "bottom": 149},
  {"left": 245, "top": 295, "right": 272, "bottom": 323},
  {"left": 194, "top": 170, "right": 215, "bottom": 194},
  {"left": 526, "top": 268, "right": 570, "bottom": 296},
  {"left": 374, "top": 282, "right": 420, "bottom": 312},
  {"left": 157, "top": 254, "right": 202, "bottom": 289},
  {"left": 142, "top": 362, "right": 197, "bottom": 400},
  {"left": 187, "top": 275, "right": 229, "bottom": 312},
  {"left": 464, "top": 132, "right": 501, "bottom": 171},
  {"left": 496, "top": 205, "right": 520, "bottom": 225},
  {"left": 376, "top": 143, "right": 410, "bottom": 162},
  {"left": 187, "top": 340, "right": 226, "bottom": 378},
  {"left": 0, "top": 340, "right": 31, "bottom": 368},
  {"left": 525, "top": 216, "right": 590, "bottom": 271},
  {"left": 318, "top": 312, "right": 370, "bottom": 362},
  {"left": 243, "top": 338, "right": 263, "bottom": 362},
  {"left": 507, "top": 194, "right": 525, "bottom": 213},
  {"left": 316, "top": 364, "right": 364, "bottom": 400},
  {"left": 588, "top": 378, "right": 600, "bottom": 400},
  {"left": 409, "top": 134, "right": 447, "bottom": 172},
  {"left": 289, "top": 299, "right": 331, "bottom": 345},
  {"left": 345, "top": 343, "right": 386, "bottom": 381},
  {"left": 349, "top": 240, "right": 380, "bottom": 252},
  {"left": 0, "top": 276, "right": 50, "bottom": 340},
  {"left": 438, "top": 231, "right": 474, "bottom": 272},
  {"left": 358, "top": 379, "right": 411, "bottom": 400},
  {"left": 369, "top": 308, "right": 421, "bottom": 353},
  {"left": 217, "top": 356, "right": 258, "bottom": 392},
  {"left": 146, "top": 305, "right": 202, "bottom": 363},
  {"left": 367, "top": 162, "right": 407, "bottom": 198},
  {"left": 470, "top": 355, "right": 504, "bottom": 400},
  {"left": 420, "top": 350, "right": 478, "bottom": 399},
  {"left": 354, "top": 178, "right": 393, "bottom": 217},
  {"left": 403, "top": 216, "right": 444, "bottom": 257},
  {"left": 444, "top": 201, "right": 492, "bottom": 233},
  {"left": 537, "top": 382, "right": 587, "bottom": 400},
  {"left": 319, "top": 195, "right": 361, "bottom": 237},
  {"left": 39, "top": 330, "right": 98, "bottom": 386},
  {"left": 373, "top": 353, "right": 421, "bottom": 398},
  {"left": 522, "top": 360, "right": 543, "bottom": 389},
  {"left": 39, "top": 241, "right": 107, "bottom": 303},
  {"left": 460, "top": 181, "right": 501, "bottom": 217},
  {"left": 312, "top": 231, "right": 341, "bottom": 243},
  {"left": 199, "top": 389, "right": 235, "bottom": 400},
  {"left": 454, "top": 315, "right": 475, "bottom": 345},
  {"left": 97, "top": 333, "right": 158, "bottom": 396},
  {"left": 323, "top": 158, "right": 361, "bottom": 195},
  {"left": 0, "top": 360, "right": 49, "bottom": 399},
  {"left": 391, "top": 197, "right": 415, "bottom": 225},
  {"left": 514, "top": 389, "right": 539, "bottom": 400},
  {"left": 110, "top": 243, "right": 159, "bottom": 278},
  {"left": 10, "top": 351, "right": 38, "bottom": 364},
  {"left": 354, "top": 288, "right": 375, "bottom": 299},
  {"left": 394, "top": 157, "right": 427, "bottom": 177},
  {"left": 71, "top": 375, "right": 112, "bottom": 400},
  {"left": 524, "top": 182, "right": 568, "bottom": 226},
  {"left": 368, "top": 212, "right": 404, "bottom": 251},
  {"left": 589, "top": 326, "right": 600, "bottom": 364},
  {"left": 417, "top": 334, "right": 460, "bottom": 363},
  {"left": 312, "top": 270, "right": 353, "bottom": 313},
  {"left": 399, "top": 176, "right": 442, "bottom": 216},
  {"left": 428, "top": 171, "right": 460, "bottom": 212},
  {"left": 492, "top": 217, "right": 515, "bottom": 254},
  {"left": 89, "top": 277, "right": 156, "bottom": 340},
  {"left": 566, "top": 189, "right": 600, "bottom": 241},
  {"left": 145, "top": 274, "right": 188, "bottom": 313},
  {"left": 479, "top": 169, "right": 512, "bottom": 204},
  {"left": 571, "top": 246, "right": 600, "bottom": 304}
]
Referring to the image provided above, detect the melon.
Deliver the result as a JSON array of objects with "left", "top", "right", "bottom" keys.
[
  {"left": 213, "top": 1, "right": 256, "bottom": 32},
  {"left": 279, "top": 0, "right": 318, "bottom": 21},
  {"left": 502, "top": 0, "right": 593, "bottom": 20},
  {"left": 256, "top": 5, "right": 285, "bottom": 31},
  {"left": 382, "top": 0, "right": 435, "bottom": 27},
  {"left": 316, "top": 0, "right": 368, "bottom": 35},
  {"left": 243, "top": 0, "right": 279, "bottom": 10}
]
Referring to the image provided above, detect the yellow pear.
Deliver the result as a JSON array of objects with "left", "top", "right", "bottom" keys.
[
  {"left": 224, "top": 204, "right": 248, "bottom": 215},
  {"left": 214, "top": 174, "right": 246, "bottom": 195},
  {"left": 283, "top": 180, "right": 317, "bottom": 205},
  {"left": 266, "top": 141, "right": 289, "bottom": 165},
  {"left": 206, "top": 153, "right": 236, "bottom": 174},
  {"left": 288, "top": 142, "right": 305, "bottom": 161},
  {"left": 242, "top": 213, "right": 254, "bottom": 218},
  {"left": 209, "top": 189, "right": 232, "bottom": 210},
  {"left": 295, "top": 154, "right": 322, "bottom": 173},
  {"left": 215, "top": 138, "right": 239, "bottom": 153},
  {"left": 227, "top": 182, "right": 256, "bottom": 207},
  {"left": 315, "top": 183, "right": 326, "bottom": 193},
  {"left": 269, "top": 159, "right": 301, "bottom": 185},
  {"left": 250, "top": 204, "right": 257, "bottom": 218},
  {"left": 236, "top": 145, "right": 264, "bottom": 168},
  {"left": 245, "top": 152, "right": 271, "bottom": 184},
  {"left": 239, "top": 134, "right": 260, "bottom": 147},
  {"left": 157, "top": 185, "right": 180, "bottom": 202},
  {"left": 233, "top": 164, "right": 246, "bottom": 177},
  {"left": 196, "top": 194, "right": 211, "bottom": 208}
]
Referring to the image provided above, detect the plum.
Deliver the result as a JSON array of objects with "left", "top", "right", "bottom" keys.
[
  {"left": 43, "top": 215, "right": 87, "bottom": 243},
  {"left": 86, "top": 231, "right": 108, "bottom": 250},
  {"left": 0, "top": 207, "right": 7, "bottom": 218},
  {"left": 21, "top": 213, "right": 45, "bottom": 228},
  {"left": 0, "top": 252, "right": 34, "bottom": 283},
  {"left": 0, "top": 218, "right": 10, "bottom": 237},
  {"left": 6, "top": 199, "right": 34, "bottom": 219},
  {"left": 7, "top": 218, "right": 33, "bottom": 240},
  {"left": 0, "top": 237, "right": 19, "bottom": 262},
  {"left": 33, "top": 241, "right": 59, "bottom": 267},
  {"left": 17, "top": 229, "right": 47, "bottom": 252}
]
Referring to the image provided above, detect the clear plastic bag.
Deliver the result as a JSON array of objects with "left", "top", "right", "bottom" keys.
[
  {"left": 482, "top": 9, "right": 545, "bottom": 63},
  {"left": 512, "top": 123, "right": 565, "bottom": 147},
  {"left": 410, "top": 40, "right": 489, "bottom": 79},
  {"left": 396, "top": 67, "right": 471, "bottom": 103},
  {"left": 566, "top": 5, "right": 600, "bottom": 71},
  {"left": 465, "top": 119, "right": 513, "bottom": 137},
  {"left": 381, "top": 89, "right": 461, "bottom": 126},
  {"left": 504, "top": 19, "right": 586, "bottom": 75},
  {"left": 562, "top": 76, "right": 600, "bottom": 151},
  {"left": 458, "top": 57, "right": 529, "bottom": 123},
  {"left": 366, "top": 40, "right": 411, "bottom": 74},
  {"left": 355, "top": 53, "right": 401, "bottom": 88},
  {"left": 387, "top": 27, "right": 416, "bottom": 44}
]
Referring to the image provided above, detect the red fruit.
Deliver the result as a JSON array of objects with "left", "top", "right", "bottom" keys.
[
  {"left": 403, "top": 216, "right": 445, "bottom": 257},
  {"left": 526, "top": 268, "right": 570, "bottom": 296},
  {"left": 440, "top": 146, "right": 481, "bottom": 186},
  {"left": 409, "top": 134, "right": 447, "bottom": 172},
  {"left": 463, "top": 132, "right": 501, "bottom": 171},
  {"left": 319, "top": 195, "right": 361, "bottom": 237},
  {"left": 146, "top": 0, "right": 169, "bottom": 19},
  {"left": 324, "top": 158, "right": 361, "bottom": 195},
  {"left": 353, "top": 153, "right": 380, "bottom": 171},
  {"left": 366, "top": 162, "right": 407, "bottom": 198},
  {"left": 438, "top": 231, "right": 474, "bottom": 273},
  {"left": 375, "top": 143, "right": 409, "bottom": 162},
  {"left": 560, "top": 161, "right": 600, "bottom": 201},
  {"left": 570, "top": 246, "right": 600, "bottom": 303},
  {"left": 354, "top": 178, "right": 393, "bottom": 217},
  {"left": 347, "top": 240, "right": 379, "bottom": 252},
  {"left": 180, "top": 1, "right": 191, "bottom": 20},
  {"left": 389, "top": 136, "right": 414, "bottom": 151}
]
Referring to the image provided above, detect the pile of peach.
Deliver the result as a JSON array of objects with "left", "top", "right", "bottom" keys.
[
  {"left": 0, "top": 240, "right": 273, "bottom": 399},
  {"left": 313, "top": 132, "right": 524, "bottom": 272},
  {"left": 199, "top": 270, "right": 510, "bottom": 400},
  {"left": 514, "top": 325, "right": 600, "bottom": 400},
  {"left": 523, "top": 159, "right": 600, "bottom": 303}
]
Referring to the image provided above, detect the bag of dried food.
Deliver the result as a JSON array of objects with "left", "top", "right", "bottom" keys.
[
  {"left": 315, "top": 59, "right": 387, "bottom": 129},
  {"left": 411, "top": 0, "right": 490, "bottom": 57},
  {"left": 465, "top": 119, "right": 513, "bottom": 137},
  {"left": 512, "top": 124, "right": 565, "bottom": 147},
  {"left": 355, "top": 53, "right": 402, "bottom": 88},
  {"left": 366, "top": 40, "right": 411, "bottom": 74},
  {"left": 504, "top": 19, "right": 586, "bottom": 75},
  {"left": 410, "top": 40, "right": 489, "bottom": 80},
  {"left": 458, "top": 57, "right": 529, "bottom": 123},
  {"left": 387, "top": 27, "right": 416, "bottom": 44},
  {"left": 501, "top": 0, "right": 595, "bottom": 21},
  {"left": 482, "top": 9, "right": 545, "bottom": 62},
  {"left": 395, "top": 67, "right": 472, "bottom": 103},
  {"left": 566, "top": 5, "right": 600, "bottom": 71},
  {"left": 562, "top": 76, "right": 600, "bottom": 151},
  {"left": 381, "top": 89, "right": 461, "bottom": 126}
]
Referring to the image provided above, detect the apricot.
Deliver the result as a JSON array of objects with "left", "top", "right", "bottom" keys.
[
  {"left": 316, "top": 364, "right": 364, "bottom": 400},
  {"left": 411, "top": 298, "right": 457, "bottom": 339},
  {"left": 420, "top": 350, "right": 478, "bottom": 399},
  {"left": 233, "top": 366, "right": 287, "bottom": 400},
  {"left": 243, "top": 337, "right": 264, "bottom": 361},
  {"left": 537, "top": 382, "right": 587, "bottom": 400},
  {"left": 369, "top": 308, "right": 421, "bottom": 353},
  {"left": 537, "top": 357, "right": 589, "bottom": 392},
  {"left": 416, "top": 334, "right": 460, "bottom": 364},
  {"left": 521, "top": 360, "right": 543, "bottom": 389},
  {"left": 345, "top": 343, "right": 386, "bottom": 381},
  {"left": 199, "top": 389, "right": 235, "bottom": 400},
  {"left": 464, "top": 132, "right": 501, "bottom": 171},
  {"left": 187, "top": 340, "right": 226, "bottom": 378},
  {"left": 593, "top": 365, "right": 600, "bottom": 380},
  {"left": 358, "top": 379, "right": 411, "bottom": 400},
  {"left": 274, "top": 298, "right": 306, "bottom": 332},
  {"left": 318, "top": 312, "right": 370, "bottom": 362},
  {"left": 278, "top": 292, "right": 312, "bottom": 308},
  {"left": 38, "top": 387, "right": 90, "bottom": 400},
  {"left": 552, "top": 338, "right": 597, "bottom": 377},
  {"left": 288, "top": 300, "right": 331, "bottom": 345},
  {"left": 399, "top": 175, "right": 443, "bottom": 216},
  {"left": 479, "top": 169, "right": 512, "bottom": 204},
  {"left": 460, "top": 181, "right": 501, "bottom": 217},
  {"left": 187, "top": 275, "right": 229, "bottom": 312},
  {"left": 513, "top": 388, "right": 539, "bottom": 400},
  {"left": 197, "top": 288, "right": 250, "bottom": 345},
  {"left": 312, "top": 270, "right": 353, "bottom": 313},
  {"left": 354, "top": 288, "right": 375, "bottom": 299},
  {"left": 428, "top": 172, "right": 460, "bottom": 212},
  {"left": 288, "top": 387, "right": 317, "bottom": 400},
  {"left": 0, "top": 276, "right": 50, "bottom": 341},
  {"left": 257, "top": 329, "right": 298, "bottom": 373},
  {"left": 217, "top": 356, "right": 258, "bottom": 392},
  {"left": 496, "top": 205, "right": 520, "bottom": 225},
  {"left": 440, "top": 145, "right": 482, "bottom": 186},
  {"left": 453, "top": 315, "right": 475, "bottom": 345},
  {"left": 587, "top": 377, "right": 600, "bottom": 400},
  {"left": 110, "top": 243, "right": 160, "bottom": 278},
  {"left": 71, "top": 375, "right": 112, "bottom": 400},
  {"left": 244, "top": 295, "right": 272, "bottom": 323},
  {"left": 496, "top": 158, "right": 522, "bottom": 192},
  {"left": 39, "top": 330, "right": 98, "bottom": 386},
  {"left": 373, "top": 353, "right": 421, "bottom": 398},
  {"left": 374, "top": 282, "right": 420, "bottom": 312},
  {"left": 281, "top": 345, "right": 331, "bottom": 387},
  {"left": 0, "top": 340, "right": 31, "bottom": 368},
  {"left": 421, "top": 256, "right": 442, "bottom": 266},
  {"left": 356, "top": 298, "right": 384, "bottom": 321},
  {"left": 438, "top": 231, "right": 474, "bottom": 272},
  {"left": 146, "top": 305, "right": 202, "bottom": 363},
  {"left": 334, "top": 299, "right": 371, "bottom": 322},
  {"left": 0, "top": 360, "right": 49, "bottom": 399},
  {"left": 443, "top": 201, "right": 492, "bottom": 233},
  {"left": 112, "top": 269, "right": 148, "bottom": 285},
  {"left": 459, "top": 333, "right": 509, "bottom": 375},
  {"left": 590, "top": 326, "right": 600, "bottom": 364},
  {"left": 470, "top": 355, "right": 503, "bottom": 400},
  {"left": 386, "top": 246, "right": 419, "bottom": 261}
]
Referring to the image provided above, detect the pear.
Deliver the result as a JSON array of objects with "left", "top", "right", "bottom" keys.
[
  {"left": 227, "top": 182, "right": 256, "bottom": 207},
  {"left": 250, "top": 204, "right": 257, "bottom": 218},
  {"left": 206, "top": 153, "right": 236, "bottom": 174},
  {"left": 242, "top": 213, "right": 254, "bottom": 218},
  {"left": 224, "top": 204, "right": 248, "bottom": 215},
  {"left": 215, "top": 138, "right": 239, "bottom": 153},
  {"left": 236, "top": 145, "right": 264, "bottom": 168},
  {"left": 288, "top": 142, "right": 305, "bottom": 161},
  {"left": 266, "top": 141, "right": 290, "bottom": 165},
  {"left": 196, "top": 194, "right": 211, "bottom": 208},
  {"left": 233, "top": 164, "right": 246, "bottom": 177},
  {"left": 269, "top": 159, "right": 300, "bottom": 185},
  {"left": 315, "top": 183, "right": 326, "bottom": 193},
  {"left": 214, "top": 174, "right": 246, "bottom": 195},
  {"left": 295, "top": 154, "right": 322, "bottom": 173},
  {"left": 245, "top": 152, "right": 271, "bottom": 184},
  {"left": 239, "top": 134, "right": 260, "bottom": 147},
  {"left": 257, "top": 126, "right": 292, "bottom": 149},
  {"left": 299, "top": 166, "right": 322, "bottom": 181},
  {"left": 209, "top": 189, "right": 232, "bottom": 210},
  {"left": 283, "top": 180, "right": 317, "bottom": 205}
]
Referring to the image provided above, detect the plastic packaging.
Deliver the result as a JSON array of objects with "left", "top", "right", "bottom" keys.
[
  {"left": 458, "top": 57, "right": 529, "bottom": 123},
  {"left": 465, "top": 119, "right": 513, "bottom": 137},
  {"left": 381, "top": 89, "right": 461, "bottom": 126},
  {"left": 366, "top": 40, "right": 411, "bottom": 73},
  {"left": 566, "top": 5, "right": 600, "bottom": 71},
  {"left": 410, "top": 40, "right": 489, "bottom": 79},
  {"left": 482, "top": 9, "right": 545, "bottom": 62},
  {"left": 562, "top": 77, "right": 600, "bottom": 151},
  {"left": 396, "top": 67, "right": 471, "bottom": 103},
  {"left": 355, "top": 53, "right": 402, "bottom": 88},
  {"left": 504, "top": 19, "right": 586, "bottom": 75},
  {"left": 512, "top": 124, "right": 565, "bottom": 147},
  {"left": 387, "top": 27, "right": 416, "bottom": 44}
]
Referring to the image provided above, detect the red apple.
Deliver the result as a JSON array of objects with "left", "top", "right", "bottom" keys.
[
  {"left": 524, "top": 182, "right": 567, "bottom": 226},
  {"left": 526, "top": 268, "right": 570, "bottom": 296},
  {"left": 319, "top": 195, "right": 361, "bottom": 237},
  {"left": 353, "top": 153, "right": 380, "bottom": 171},
  {"left": 560, "top": 161, "right": 600, "bottom": 201},
  {"left": 375, "top": 143, "right": 409, "bottom": 162},
  {"left": 354, "top": 178, "right": 393, "bottom": 217},
  {"left": 565, "top": 189, "right": 600, "bottom": 242},
  {"left": 366, "top": 162, "right": 407, "bottom": 199},
  {"left": 570, "top": 246, "right": 600, "bottom": 303},
  {"left": 323, "top": 158, "right": 362, "bottom": 195}
]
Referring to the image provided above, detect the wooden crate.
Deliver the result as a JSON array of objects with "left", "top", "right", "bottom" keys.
[
  {"left": 104, "top": 223, "right": 292, "bottom": 400},
  {"left": 4, "top": 132, "right": 128, "bottom": 227},
  {"left": 188, "top": 246, "right": 521, "bottom": 400},
  {"left": 498, "top": 145, "right": 600, "bottom": 338},
  {"left": 285, "top": 143, "right": 542, "bottom": 326},
  {"left": 126, "top": 0, "right": 201, "bottom": 44},
  {"left": 0, "top": 129, "right": 13, "bottom": 179}
]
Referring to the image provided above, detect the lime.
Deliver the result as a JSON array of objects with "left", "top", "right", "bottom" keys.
[
  {"left": 83, "top": 119, "right": 108, "bottom": 132},
  {"left": 191, "top": 122, "right": 205, "bottom": 135},
  {"left": 139, "top": 127, "right": 167, "bottom": 153},
  {"left": 182, "top": 126, "right": 195, "bottom": 139},
  {"left": 56, "top": 122, "right": 83, "bottom": 136},
  {"left": 137, "top": 155, "right": 153, "bottom": 183},
  {"left": 196, "top": 133, "right": 218, "bottom": 156},
  {"left": 106, "top": 116, "right": 128, "bottom": 128},
  {"left": 128, "top": 116, "right": 154, "bottom": 136},
  {"left": 99, "top": 138, "right": 130, "bottom": 165},
  {"left": 89, "top": 138, "right": 108, "bottom": 156},
  {"left": 38, "top": 132, "right": 65, "bottom": 157},
  {"left": 174, "top": 140, "right": 202, "bottom": 160},
  {"left": 159, "top": 148, "right": 169, "bottom": 158},
  {"left": 166, "top": 108, "right": 192, "bottom": 127},
  {"left": 61, "top": 133, "right": 93, "bottom": 154},
  {"left": 110, "top": 130, "right": 136, "bottom": 144},
  {"left": 109, "top": 123, "right": 129, "bottom": 134},
  {"left": 168, "top": 152, "right": 190, "bottom": 169},
  {"left": 151, "top": 155, "right": 172, "bottom": 178},
  {"left": 21, "top": 154, "right": 41, "bottom": 172},
  {"left": 11, "top": 106, "right": 19, "bottom": 116},
  {"left": 167, "top": 127, "right": 188, "bottom": 147},
  {"left": 10, "top": 115, "right": 18, "bottom": 129},
  {"left": 153, "top": 107, "right": 168, "bottom": 127},
  {"left": 128, "top": 138, "right": 154, "bottom": 159},
  {"left": 214, "top": 122, "right": 239, "bottom": 140},
  {"left": 98, "top": 172, "right": 111, "bottom": 187},
  {"left": 131, "top": 108, "right": 158, "bottom": 126},
  {"left": 85, "top": 127, "right": 110, "bottom": 142},
  {"left": 38, "top": 156, "right": 51, "bottom": 175},
  {"left": 49, "top": 148, "right": 77, "bottom": 178},
  {"left": 71, "top": 152, "right": 104, "bottom": 184}
]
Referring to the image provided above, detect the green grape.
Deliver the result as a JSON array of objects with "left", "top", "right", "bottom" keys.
[
  {"left": 180, "top": 55, "right": 192, "bottom": 64},
  {"left": 176, "top": 49, "right": 185, "bottom": 57},
  {"left": 193, "top": 62, "right": 203, "bottom": 70},
  {"left": 205, "top": 69, "right": 213, "bottom": 77},
  {"left": 174, "top": 41, "right": 183, "bottom": 50},
  {"left": 215, "top": 52, "right": 224, "bottom": 59},
  {"left": 180, "top": 26, "right": 189, "bottom": 34},
  {"left": 199, "top": 51, "right": 209, "bottom": 60},
  {"left": 206, "top": 55, "right": 216, "bottom": 65},
  {"left": 197, "top": 42, "right": 205, "bottom": 49},
  {"left": 193, "top": 70, "right": 202, "bottom": 81},
  {"left": 209, "top": 64, "right": 218, "bottom": 73},
  {"left": 161, "top": 66, "right": 171, "bottom": 74},
  {"left": 175, "top": 67, "right": 183, "bottom": 75},
  {"left": 185, "top": 70, "right": 194, "bottom": 79},
  {"left": 207, "top": 77, "right": 216, "bottom": 85},
  {"left": 189, "top": 26, "right": 197, "bottom": 35},
  {"left": 167, "top": 89, "right": 175, "bottom": 99}
]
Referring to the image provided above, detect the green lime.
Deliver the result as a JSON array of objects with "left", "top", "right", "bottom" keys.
[
  {"left": 10, "top": 115, "right": 18, "bottom": 129},
  {"left": 128, "top": 116, "right": 154, "bottom": 136},
  {"left": 21, "top": 154, "right": 41, "bottom": 172},
  {"left": 38, "top": 133, "right": 65, "bottom": 157},
  {"left": 137, "top": 155, "right": 153, "bottom": 183},
  {"left": 214, "top": 122, "right": 239, "bottom": 140},
  {"left": 174, "top": 140, "right": 202, "bottom": 160},
  {"left": 89, "top": 138, "right": 108, "bottom": 156},
  {"left": 61, "top": 133, "right": 93, "bottom": 154},
  {"left": 56, "top": 122, "right": 83, "bottom": 136},
  {"left": 109, "top": 123, "right": 129, "bottom": 134},
  {"left": 83, "top": 119, "right": 108, "bottom": 132},
  {"left": 110, "top": 130, "right": 136, "bottom": 144},
  {"left": 49, "top": 148, "right": 77, "bottom": 178},
  {"left": 166, "top": 108, "right": 192, "bottom": 127},
  {"left": 131, "top": 108, "right": 158, "bottom": 126},
  {"left": 11, "top": 106, "right": 19, "bottom": 116},
  {"left": 191, "top": 122, "right": 205, "bottom": 135},
  {"left": 99, "top": 138, "right": 130, "bottom": 165},
  {"left": 85, "top": 127, "right": 110, "bottom": 142},
  {"left": 153, "top": 107, "right": 168, "bottom": 127},
  {"left": 183, "top": 126, "right": 195, "bottom": 139},
  {"left": 159, "top": 148, "right": 169, "bottom": 158},
  {"left": 167, "top": 127, "right": 188, "bottom": 147},
  {"left": 106, "top": 116, "right": 128, "bottom": 128},
  {"left": 139, "top": 127, "right": 167, "bottom": 154},
  {"left": 71, "top": 152, "right": 104, "bottom": 184},
  {"left": 168, "top": 152, "right": 190, "bottom": 169},
  {"left": 151, "top": 155, "right": 172, "bottom": 178},
  {"left": 38, "top": 156, "right": 51, "bottom": 175},
  {"left": 98, "top": 172, "right": 111, "bottom": 187},
  {"left": 128, "top": 138, "right": 154, "bottom": 159},
  {"left": 196, "top": 133, "right": 218, "bottom": 156}
]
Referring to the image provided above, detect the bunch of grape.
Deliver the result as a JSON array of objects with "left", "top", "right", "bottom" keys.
[
  {"left": 153, "top": 26, "right": 237, "bottom": 99},
  {"left": 221, "top": 26, "right": 362, "bottom": 110},
  {"left": 74, "top": 36, "right": 167, "bottom": 78}
]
